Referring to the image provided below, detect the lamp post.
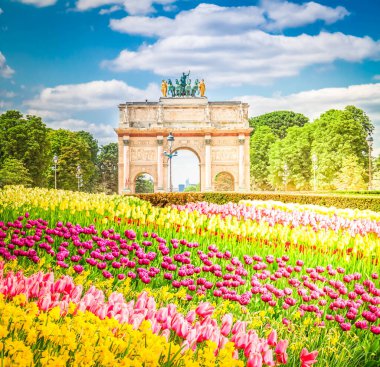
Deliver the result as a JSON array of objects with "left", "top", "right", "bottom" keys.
[
  {"left": 312, "top": 154, "right": 318, "bottom": 191},
  {"left": 164, "top": 132, "right": 178, "bottom": 192},
  {"left": 366, "top": 135, "right": 374, "bottom": 190},
  {"left": 53, "top": 155, "right": 58, "bottom": 189},
  {"left": 283, "top": 163, "right": 289, "bottom": 191},
  {"left": 76, "top": 165, "right": 83, "bottom": 191}
]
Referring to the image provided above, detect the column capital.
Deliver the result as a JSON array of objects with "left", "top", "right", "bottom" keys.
[
  {"left": 157, "top": 139, "right": 164, "bottom": 146},
  {"left": 205, "top": 135, "right": 212, "bottom": 145},
  {"left": 123, "top": 137, "right": 130, "bottom": 146}
]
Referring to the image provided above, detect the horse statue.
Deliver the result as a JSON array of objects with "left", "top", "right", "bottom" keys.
[
  {"left": 185, "top": 79, "right": 192, "bottom": 96},
  {"left": 167, "top": 79, "right": 175, "bottom": 97},
  {"left": 192, "top": 79, "right": 199, "bottom": 96},
  {"left": 175, "top": 79, "right": 182, "bottom": 97}
]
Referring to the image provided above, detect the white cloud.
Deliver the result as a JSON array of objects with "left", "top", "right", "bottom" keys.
[
  {"left": 109, "top": 2, "right": 348, "bottom": 37},
  {"left": 25, "top": 80, "right": 160, "bottom": 145},
  {"left": 103, "top": 31, "right": 380, "bottom": 86},
  {"left": 237, "top": 83, "right": 380, "bottom": 155},
  {"left": 103, "top": 2, "right": 377, "bottom": 86},
  {"left": 46, "top": 119, "right": 116, "bottom": 145},
  {"left": 0, "top": 90, "right": 16, "bottom": 98},
  {"left": 0, "top": 52, "right": 15, "bottom": 78},
  {"left": 0, "top": 8, "right": 3, "bottom": 15},
  {"left": 76, "top": 0, "right": 175, "bottom": 15},
  {"left": 99, "top": 5, "right": 122, "bottom": 15},
  {"left": 16, "top": 0, "right": 57, "bottom": 7},
  {"left": 0, "top": 100, "right": 12, "bottom": 113},
  {"left": 109, "top": 4, "right": 266, "bottom": 37},
  {"left": 261, "top": 0, "right": 349, "bottom": 31},
  {"left": 76, "top": 0, "right": 121, "bottom": 11},
  {"left": 25, "top": 79, "right": 160, "bottom": 111}
]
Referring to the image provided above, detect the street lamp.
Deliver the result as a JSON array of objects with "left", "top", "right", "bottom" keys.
[
  {"left": 53, "top": 155, "right": 58, "bottom": 189},
  {"left": 312, "top": 154, "right": 318, "bottom": 191},
  {"left": 283, "top": 163, "right": 289, "bottom": 191},
  {"left": 164, "top": 132, "right": 178, "bottom": 192},
  {"left": 366, "top": 135, "right": 374, "bottom": 190},
  {"left": 76, "top": 165, "right": 83, "bottom": 191}
]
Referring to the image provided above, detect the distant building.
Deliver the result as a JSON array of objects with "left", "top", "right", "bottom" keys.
[{"left": 178, "top": 184, "right": 185, "bottom": 192}]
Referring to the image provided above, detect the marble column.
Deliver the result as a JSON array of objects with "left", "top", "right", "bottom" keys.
[
  {"left": 238, "top": 134, "right": 245, "bottom": 190},
  {"left": 205, "top": 135, "right": 212, "bottom": 191},
  {"left": 123, "top": 137, "right": 130, "bottom": 192},
  {"left": 157, "top": 136, "right": 164, "bottom": 191}
]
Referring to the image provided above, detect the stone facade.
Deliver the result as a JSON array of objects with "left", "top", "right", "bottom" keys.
[{"left": 115, "top": 97, "right": 252, "bottom": 193}]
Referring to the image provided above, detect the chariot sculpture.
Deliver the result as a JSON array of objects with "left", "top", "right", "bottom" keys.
[{"left": 161, "top": 71, "right": 206, "bottom": 98}]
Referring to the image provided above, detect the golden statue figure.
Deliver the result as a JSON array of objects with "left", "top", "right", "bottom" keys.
[
  {"left": 161, "top": 80, "right": 168, "bottom": 97},
  {"left": 199, "top": 79, "right": 206, "bottom": 97}
]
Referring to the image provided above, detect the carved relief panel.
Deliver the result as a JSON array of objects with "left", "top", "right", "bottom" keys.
[
  {"left": 130, "top": 148, "right": 156, "bottom": 162},
  {"left": 211, "top": 147, "right": 238, "bottom": 162}
]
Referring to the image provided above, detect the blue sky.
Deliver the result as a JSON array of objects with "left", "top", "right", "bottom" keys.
[{"left": 0, "top": 0, "right": 380, "bottom": 187}]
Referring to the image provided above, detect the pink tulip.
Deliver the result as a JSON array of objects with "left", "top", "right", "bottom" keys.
[
  {"left": 275, "top": 340, "right": 288, "bottom": 364},
  {"left": 267, "top": 330, "right": 277, "bottom": 346},
  {"left": 221, "top": 313, "right": 233, "bottom": 336},
  {"left": 195, "top": 302, "right": 214, "bottom": 318},
  {"left": 247, "top": 353, "right": 262, "bottom": 367},
  {"left": 300, "top": 348, "right": 318, "bottom": 367}
]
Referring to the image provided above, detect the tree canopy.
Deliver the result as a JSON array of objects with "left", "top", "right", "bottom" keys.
[
  {"left": 249, "top": 111, "right": 309, "bottom": 139},
  {"left": 0, "top": 157, "right": 33, "bottom": 188},
  {"left": 48, "top": 129, "right": 96, "bottom": 191},
  {"left": 0, "top": 111, "right": 50, "bottom": 186},
  {"left": 250, "top": 126, "right": 277, "bottom": 190},
  {"left": 311, "top": 106, "right": 373, "bottom": 189},
  {"left": 98, "top": 143, "right": 118, "bottom": 194}
]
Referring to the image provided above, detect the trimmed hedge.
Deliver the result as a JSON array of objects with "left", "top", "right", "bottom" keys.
[{"left": 128, "top": 192, "right": 380, "bottom": 212}]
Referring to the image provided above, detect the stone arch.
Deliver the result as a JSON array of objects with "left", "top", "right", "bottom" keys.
[
  {"left": 117, "top": 96, "right": 252, "bottom": 194},
  {"left": 169, "top": 146, "right": 201, "bottom": 191},
  {"left": 132, "top": 171, "right": 155, "bottom": 193},
  {"left": 214, "top": 171, "right": 235, "bottom": 191},
  {"left": 173, "top": 146, "right": 202, "bottom": 164}
]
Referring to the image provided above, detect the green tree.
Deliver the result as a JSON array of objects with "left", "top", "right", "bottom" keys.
[
  {"left": 250, "top": 126, "right": 277, "bottom": 189},
  {"left": 76, "top": 131, "right": 99, "bottom": 191},
  {"left": 333, "top": 155, "right": 367, "bottom": 190},
  {"left": 0, "top": 111, "right": 50, "bottom": 186},
  {"left": 311, "top": 106, "right": 373, "bottom": 189},
  {"left": 0, "top": 157, "right": 33, "bottom": 187},
  {"left": 268, "top": 125, "right": 314, "bottom": 190},
  {"left": 267, "top": 139, "right": 285, "bottom": 190},
  {"left": 184, "top": 183, "right": 200, "bottom": 192},
  {"left": 77, "top": 131, "right": 99, "bottom": 164},
  {"left": 135, "top": 174, "right": 154, "bottom": 193},
  {"left": 48, "top": 129, "right": 95, "bottom": 191},
  {"left": 344, "top": 105, "right": 374, "bottom": 137},
  {"left": 249, "top": 111, "right": 309, "bottom": 139},
  {"left": 98, "top": 143, "right": 118, "bottom": 194}
]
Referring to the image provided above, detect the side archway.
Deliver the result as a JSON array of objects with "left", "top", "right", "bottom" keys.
[
  {"left": 214, "top": 171, "right": 234, "bottom": 191},
  {"left": 134, "top": 173, "right": 154, "bottom": 193}
]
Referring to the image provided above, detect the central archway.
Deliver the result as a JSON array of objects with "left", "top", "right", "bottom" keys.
[{"left": 169, "top": 148, "right": 200, "bottom": 192}]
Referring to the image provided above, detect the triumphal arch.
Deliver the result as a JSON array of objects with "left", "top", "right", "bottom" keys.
[{"left": 115, "top": 74, "right": 252, "bottom": 193}]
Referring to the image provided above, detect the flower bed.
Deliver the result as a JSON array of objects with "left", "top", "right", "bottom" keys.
[{"left": 0, "top": 186, "right": 379, "bottom": 366}]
